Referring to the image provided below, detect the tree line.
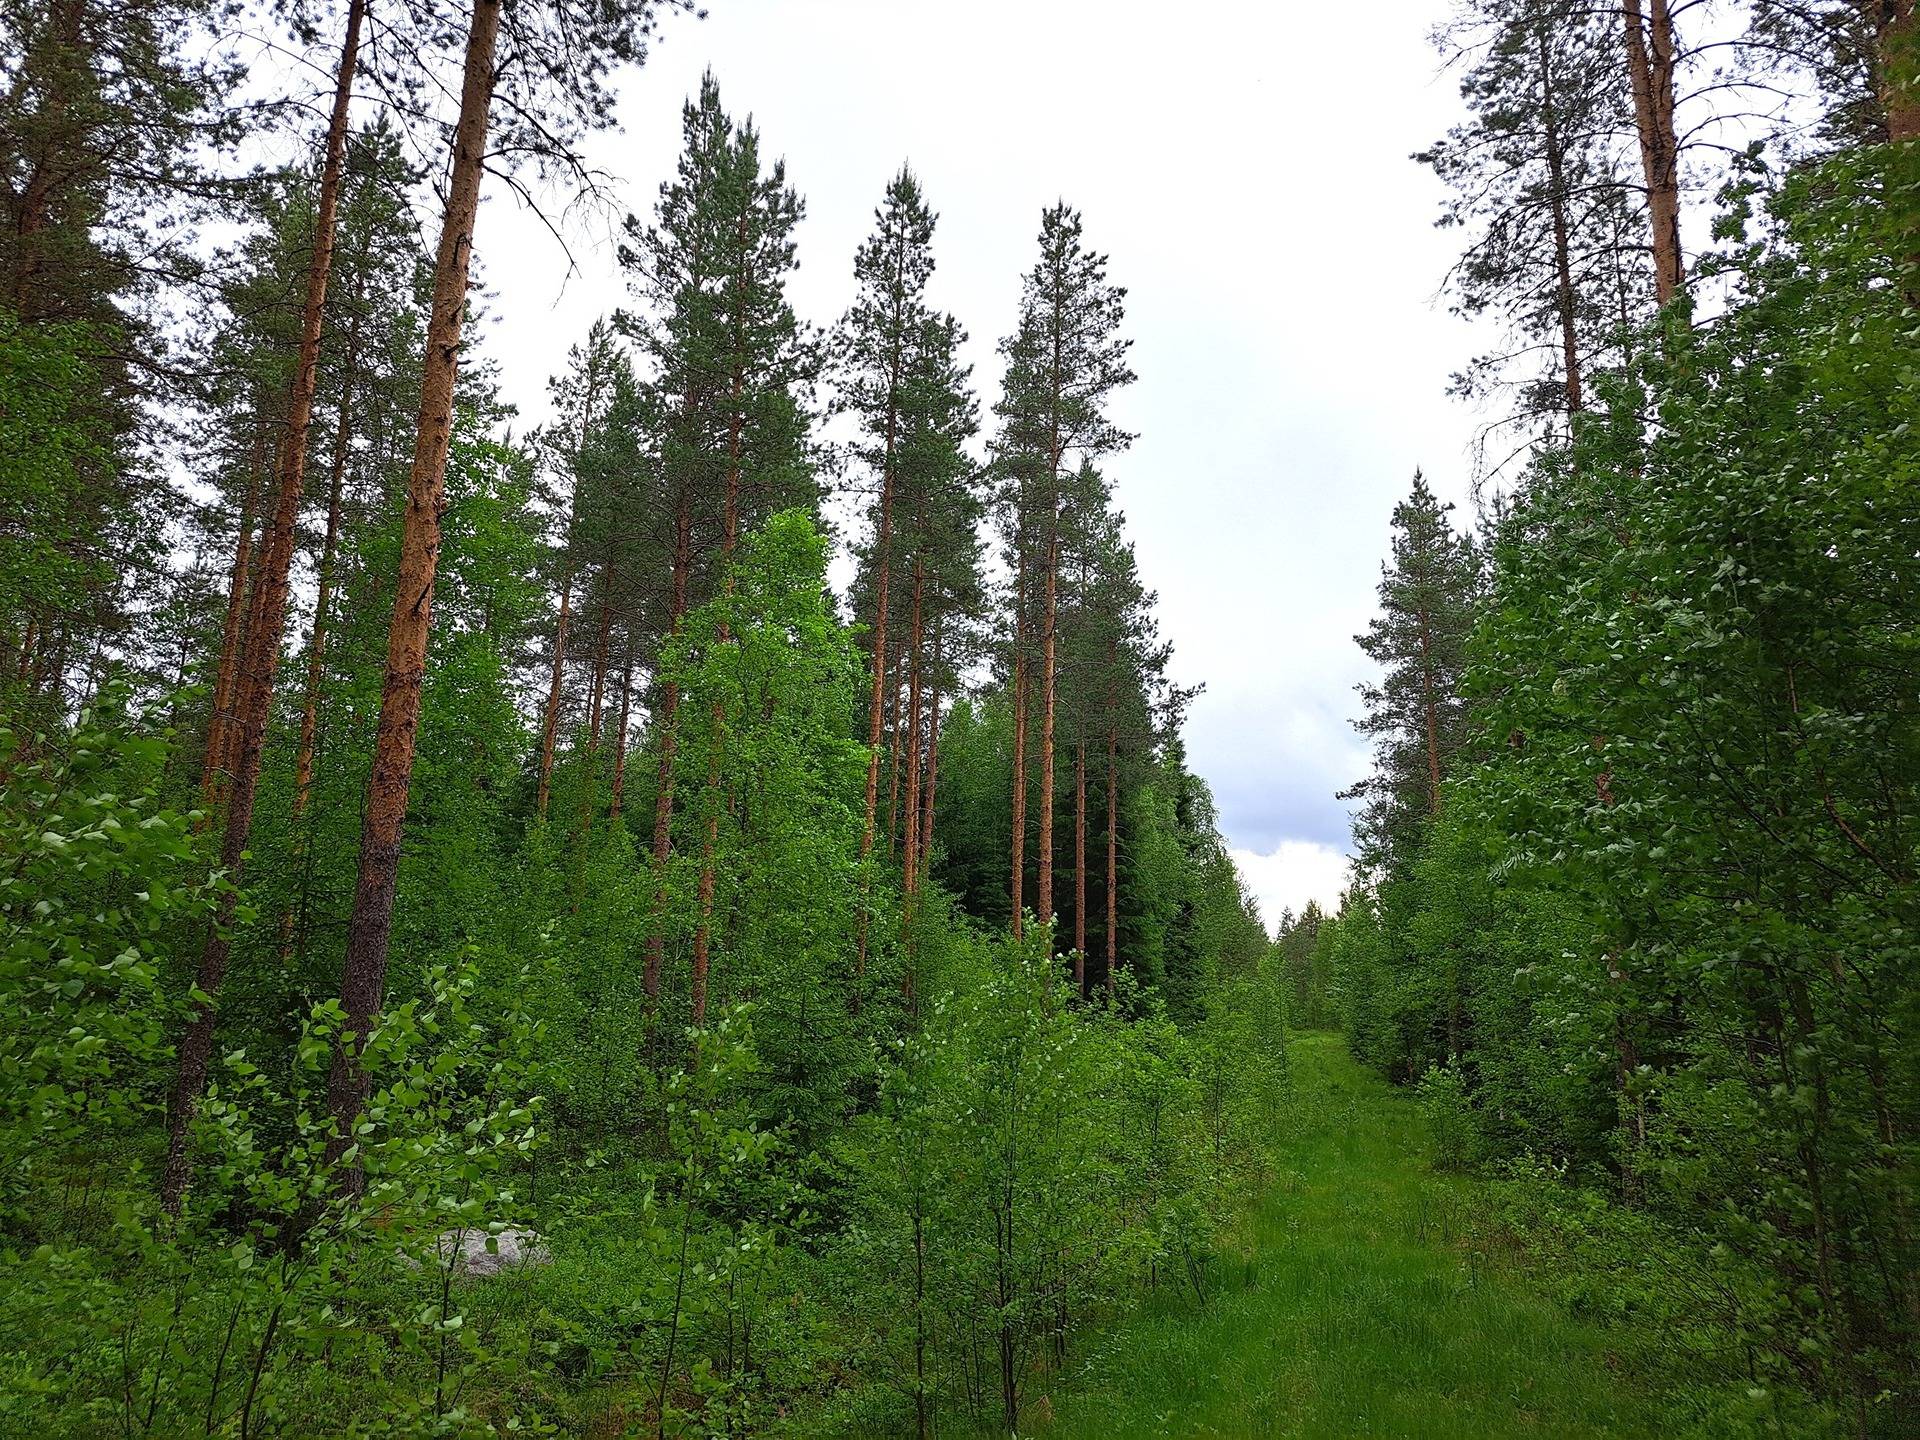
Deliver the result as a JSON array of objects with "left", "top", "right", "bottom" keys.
[
  {"left": 1305, "top": 3, "right": 1920, "bottom": 1433},
  {"left": 0, "top": 0, "right": 1277, "bottom": 1433}
]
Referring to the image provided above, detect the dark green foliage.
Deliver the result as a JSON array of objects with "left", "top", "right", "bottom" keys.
[{"left": 1342, "top": 472, "right": 1481, "bottom": 885}]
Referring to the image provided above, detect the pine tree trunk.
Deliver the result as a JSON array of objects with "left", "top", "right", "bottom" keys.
[
  {"left": 279, "top": 355, "right": 358, "bottom": 960},
  {"left": 11, "top": 613, "right": 36, "bottom": 684},
  {"left": 162, "top": 0, "right": 366, "bottom": 1214},
  {"left": 322, "top": 0, "right": 500, "bottom": 1191},
  {"left": 855, "top": 226, "right": 911, "bottom": 1003},
  {"left": 859, "top": 360, "right": 902, "bottom": 847},
  {"left": 888, "top": 661, "right": 906, "bottom": 859},
  {"left": 645, "top": 492, "right": 693, "bottom": 1002},
  {"left": 1106, "top": 709, "right": 1119, "bottom": 997},
  {"left": 537, "top": 366, "right": 607, "bottom": 819},
  {"left": 920, "top": 624, "right": 943, "bottom": 868},
  {"left": 1535, "top": 17, "right": 1584, "bottom": 415},
  {"left": 692, "top": 759, "right": 718, "bottom": 1024},
  {"left": 1074, "top": 739, "right": 1086, "bottom": 993},
  {"left": 568, "top": 595, "right": 613, "bottom": 878},
  {"left": 200, "top": 428, "right": 265, "bottom": 814},
  {"left": 1622, "top": 0, "right": 1684, "bottom": 305},
  {"left": 902, "top": 561, "right": 926, "bottom": 899},
  {"left": 7, "top": 0, "right": 84, "bottom": 317},
  {"left": 1883, "top": 3, "right": 1920, "bottom": 142},
  {"left": 588, "top": 596, "right": 611, "bottom": 750},
  {"left": 1037, "top": 532, "right": 1058, "bottom": 946},
  {"left": 1010, "top": 576, "right": 1028, "bottom": 939},
  {"left": 536, "top": 565, "right": 576, "bottom": 820},
  {"left": 692, "top": 339, "right": 748, "bottom": 1027},
  {"left": 855, "top": 478, "right": 893, "bottom": 980},
  {"left": 292, "top": 353, "right": 357, "bottom": 823},
  {"left": 1416, "top": 603, "right": 1444, "bottom": 815},
  {"left": 610, "top": 648, "right": 634, "bottom": 818}
]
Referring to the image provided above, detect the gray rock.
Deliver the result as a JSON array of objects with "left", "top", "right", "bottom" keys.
[{"left": 430, "top": 1224, "right": 551, "bottom": 1278}]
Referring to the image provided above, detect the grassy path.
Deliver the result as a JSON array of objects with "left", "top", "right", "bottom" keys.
[{"left": 1027, "top": 1034, "right": 1679, "bottom": 1439}]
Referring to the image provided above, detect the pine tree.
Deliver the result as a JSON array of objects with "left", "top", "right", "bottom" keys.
[
  {"left": 534, "top": 319, "right": 623, "bottom": 822},
  {"left": 1420, "top": 0, "right": 1650, "bottom": 445},
  {"left": 327, "top": 0, "right": 695, "bottom": 1182},
  {"left": 1621, "top": 0, "right": 1685, "bottom": 304},
  {"left": 890, "top": 312, "right": 983, "bottom": 938},
  {"left": 837, "top": 167, "right": 939, "bottom": 987},
  {"left": 163, "top": 0, "right": 368, "bottom": 1204},
  {"left": 991, "top": 203, "right": 1133, "bottom": 943},
  {"left": 0, "top": 0, "right": 240, "bottom": 721}
]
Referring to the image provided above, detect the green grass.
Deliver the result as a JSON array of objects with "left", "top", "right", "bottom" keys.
[{"left": 1013, "top": 1034, "right": 1699, "bottom": 1439}]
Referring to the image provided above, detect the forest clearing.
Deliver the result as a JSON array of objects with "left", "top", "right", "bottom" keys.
[
  {"left": 987, "top": 1035, "right": 1760, "bottom": 1440},
  {"left": 2, "top": 0, "right": 1916, "bottom": 1435}
]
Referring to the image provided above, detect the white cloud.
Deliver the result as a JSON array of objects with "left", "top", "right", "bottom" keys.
[
  {"left": 470, "top": 0, "right": 1491, "bottom": 874},
  {"left": 1231, "top": 842, "right": 1351, "bottom": 938}
]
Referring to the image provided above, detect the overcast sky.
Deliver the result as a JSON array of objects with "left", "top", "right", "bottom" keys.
[{"left": 466, "top": 0, "right": 1490, "bottom": 932}]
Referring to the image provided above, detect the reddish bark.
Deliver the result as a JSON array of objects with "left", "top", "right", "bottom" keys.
[
  {"left": 200, "top": 429, "right": 265, "bottom": 815},
  {"left": 920, "top": 625, "right": 943, "bottom": 870},
  {"left": 1074, "top": 740, "right": 1086, "bottom": 994},
  {"left": 322, "top": 0, "right": 501, "bottom": 1189},
  {"left": 1106, "top": 715, "right": 1119, "bottom": 997},
  {"left": 292, "top": 356, "right": 357, "bottom": 823},
  {"left": 1010, "top": 583, "right": 1028, "bottom": 939},
  {"left": 1622, "top": 0, "right": 1684, "bottom": 305},
  {"left": 860, "top": 354, "right": 903, "bottom": 857},
  {"left": 8, "top": 0, "right": 85, "bottom": 316},
  {"left": 901, "top": 561, "right": 926, "bottom": 898},
  {"left": 609, "top": 649, "right": 634, "bottom": 818},
  {"left": 887, "top": 662, "right": 906, "bottom": 858},
  {"left": 163, "top": 0, "right": 367, "bottom": 1213},
  {"left": 1036, "top": 531, "right": 1059, "bottom": 942}
]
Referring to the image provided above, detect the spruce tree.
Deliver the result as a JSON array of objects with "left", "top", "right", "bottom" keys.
[
  {"left": 1343, "top": 472, "right": 1480, "bottom": 884},
  {"left": 620, "top": 73, "right": 815, "bottom": 1019}
]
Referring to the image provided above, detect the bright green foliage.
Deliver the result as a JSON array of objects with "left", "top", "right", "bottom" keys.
[
  {"left": 0, "top": 937, "right": 549, "bottom": 1435},
  {"left": 1023, "top": 1037, "right": 1816, "bottom": 1440},
  {"left": 816, "top": 925, "right": 1283, "bottom": 1435},
  {"left": 0, "top": 43, "right": 1330, "bottom": 1440},
  {"left": 658, "top": 512, "right": 871, "bottom": 1132},
  {"left": 0, "top": 685, "right": 218, "bottom": 1216},
  {"left": 1275, "top": 901, "right": 1333, "bottom": 1028},
  {"left": 1331, "top": 145, "right": 1920, "bottom": 1430}
]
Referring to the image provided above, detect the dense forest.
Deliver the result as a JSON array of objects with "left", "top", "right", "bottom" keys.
[
  {"left": 1, "top": 0, "right": 1916, "bottom": 1436},
  {"left": 1286, "top": 1, "right": 1920, "bottom": 1436}
]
